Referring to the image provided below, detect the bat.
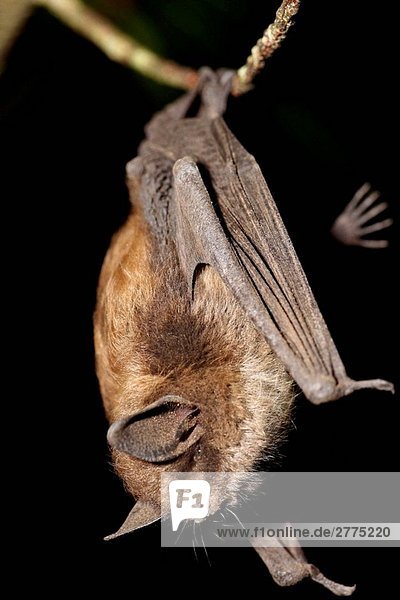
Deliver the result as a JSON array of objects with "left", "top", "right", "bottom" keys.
[{"left": 94, "top": 68, "right": 393, "bottom": 594}]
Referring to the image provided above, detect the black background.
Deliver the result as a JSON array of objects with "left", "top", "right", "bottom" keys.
[{"left": 1, "top": 1, "right": 398, "bottom": 596}]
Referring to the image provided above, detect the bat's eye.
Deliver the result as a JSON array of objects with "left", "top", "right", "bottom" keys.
[{"left": 107, "top": 396, "right": 204, "bottom": 463}]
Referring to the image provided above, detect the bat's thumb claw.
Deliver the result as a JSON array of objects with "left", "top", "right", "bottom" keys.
[{"left": 344, "top": 378, "right": 395, "bottom": 396}]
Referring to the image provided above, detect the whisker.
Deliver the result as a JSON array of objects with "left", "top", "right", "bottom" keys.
[
  {"left": 192, "top": 538, "right": 198, "bottom": 561},
  {"left": 192, "top": 521, "right": 199, "bottom": 561},
  {"left": 174, "top": 518, "right": 188, "bottom": 545},
  {"left": 226, "top": 507, "right": 245, "bottom": 528},
  {"left": 200, "top": 526, "right": 211, "bottom": 566}
]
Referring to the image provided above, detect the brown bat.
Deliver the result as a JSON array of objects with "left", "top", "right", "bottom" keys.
[{"left": 94, "top": 69, "right": 393, "bottom": 594}]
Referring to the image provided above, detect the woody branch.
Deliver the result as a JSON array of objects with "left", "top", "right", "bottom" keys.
[{"left": 32, "top": 0, "right": 199, "bottom": 90}]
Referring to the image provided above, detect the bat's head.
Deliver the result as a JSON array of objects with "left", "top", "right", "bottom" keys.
[{"left": 95, "top": 212, "right": 294, "bottom": 534}]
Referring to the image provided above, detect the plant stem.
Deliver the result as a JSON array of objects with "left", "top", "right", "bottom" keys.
[{"left": 33, "top": 0, "right": 199, "bottom": 90}]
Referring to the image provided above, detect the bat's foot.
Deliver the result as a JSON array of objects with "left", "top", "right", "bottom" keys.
[
  {"left": 254, "top": 538, "right": 356, "bottom": 596},
  {"left": 331, "top": 183, "right": 393, "bottom": 248}
]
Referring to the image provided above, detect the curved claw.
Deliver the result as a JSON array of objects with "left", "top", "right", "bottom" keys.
[
  {"left": 331, "top": 184, "right": 393, "bottom": 248},
  {"left": 341, "top": 378, "right": 394, "bottom": 397}
]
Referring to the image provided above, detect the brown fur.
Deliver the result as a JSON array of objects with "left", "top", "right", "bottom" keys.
[{"left": 94, "top": 200, "right": 294, "bottom": 507}]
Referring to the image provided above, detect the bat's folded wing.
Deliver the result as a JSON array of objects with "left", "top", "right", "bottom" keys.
[{"left": 172, "top": 143, "right": 393, "bottom": 404}]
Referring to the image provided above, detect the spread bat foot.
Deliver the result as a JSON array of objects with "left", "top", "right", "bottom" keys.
[{"left": 331, "top": 183, "right": 393, "bottom": 248}]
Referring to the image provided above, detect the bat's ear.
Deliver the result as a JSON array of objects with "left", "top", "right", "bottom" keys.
[
  {"left": 104, "top": 502, "right": 160, "bottom": 541},
  {"left": 107, "top": 396, "right": 203, "bottom": 462}
]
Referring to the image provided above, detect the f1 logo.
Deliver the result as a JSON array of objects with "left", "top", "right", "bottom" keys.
[{"left": 169, "top": 480, "right": 211, "bottom": 531}]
